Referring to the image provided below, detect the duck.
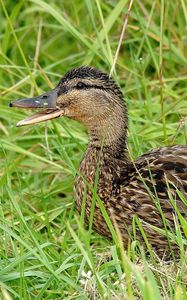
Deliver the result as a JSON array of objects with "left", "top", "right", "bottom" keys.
[{"left": 10, "top": 66, "right": 187, "bottom": 258}]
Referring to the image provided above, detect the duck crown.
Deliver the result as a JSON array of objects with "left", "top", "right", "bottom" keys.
[{"left": 57, "top": 66, "right": 124, "bottom": 100}]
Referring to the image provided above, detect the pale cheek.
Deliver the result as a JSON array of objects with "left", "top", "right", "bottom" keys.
[{"left": 63, "top": 104, "right": 86, "bottom": 120}]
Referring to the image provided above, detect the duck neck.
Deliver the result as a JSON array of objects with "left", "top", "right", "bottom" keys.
[
  {"left": 87, "top": 103, "right": 128, "bottom": 161},
  {"left": 77, "top": 109, "right": 128, "bottom": 206},
  {"left": 76, "top": 101, "right": 128, "bottom": 209}
]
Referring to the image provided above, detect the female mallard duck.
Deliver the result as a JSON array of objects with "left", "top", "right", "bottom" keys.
[{"left": 11, "top": 66, "right": 187, "bottom": 258}]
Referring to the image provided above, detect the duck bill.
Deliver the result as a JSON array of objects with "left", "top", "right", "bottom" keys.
[
  {"left": 10, "top": 89, "right": 64, "bottom": 127},
  {"left": 15, "top": 109, "right": 64, "bottom": 127}
]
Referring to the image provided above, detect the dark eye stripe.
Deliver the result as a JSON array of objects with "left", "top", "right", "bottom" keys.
[
  {"left": 58, "top": 82, "right": 109, "bottom": 95},
  {"left": 75, "top": 83, "right": 106, "bottom": 90}
]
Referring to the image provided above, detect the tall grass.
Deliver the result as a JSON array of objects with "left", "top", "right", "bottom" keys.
[{"left": 0, "top": 0, "right": 187, "bottom": 299}]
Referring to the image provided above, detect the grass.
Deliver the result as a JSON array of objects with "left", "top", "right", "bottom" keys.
[{"left": 0, "top": 0, "right": 187, "bottom": 299}]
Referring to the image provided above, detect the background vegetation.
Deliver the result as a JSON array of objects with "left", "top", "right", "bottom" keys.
[{"left": 0, "top": 0, "right": 187, "bottom": 299}]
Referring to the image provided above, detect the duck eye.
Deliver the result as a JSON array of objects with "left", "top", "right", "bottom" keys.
[{"left": 76, "top": 82, "right": 86, "bottom": 89}]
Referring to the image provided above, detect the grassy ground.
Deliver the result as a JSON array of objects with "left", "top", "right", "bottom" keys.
[{"left": 0, "top": 0, "right": 187, "bottom": 299}]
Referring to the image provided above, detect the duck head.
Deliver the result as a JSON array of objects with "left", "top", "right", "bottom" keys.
[{"left": 10, "top": 66, "right": 127, "bottom": 143}]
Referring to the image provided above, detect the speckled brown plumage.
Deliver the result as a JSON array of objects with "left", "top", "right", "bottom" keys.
[
  {"left": 76, "top": 143, "right": 187, "bottom": 256},
  {"left": 11, "top": 66, "right": 187, "bottom": 258}
]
